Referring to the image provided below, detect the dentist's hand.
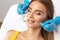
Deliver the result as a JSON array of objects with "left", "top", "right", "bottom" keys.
[
  {"left": 40, "top": 16, "right": 60, "bottom": 32},
  {"left": 17, "top": 0, "right": 30, "bottom": 14}
]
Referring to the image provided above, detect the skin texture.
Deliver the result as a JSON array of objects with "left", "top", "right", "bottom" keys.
[{"left": 5, "top": 1, "right": 48, "bottom": 40}]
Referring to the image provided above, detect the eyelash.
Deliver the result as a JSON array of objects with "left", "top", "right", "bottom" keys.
[
  {"left": 26, "top": 9, "right": 41, "bottom": 15},
  {"left": 36, "top": 13, "right": 41, "bottom": 15},
  {"left": 26, "top": 9, "right": 31, "bottom": 12}
]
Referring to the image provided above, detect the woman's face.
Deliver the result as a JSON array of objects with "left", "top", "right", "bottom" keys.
[{"left": 26, "top": 1, "right": 47, "bottom": 28}]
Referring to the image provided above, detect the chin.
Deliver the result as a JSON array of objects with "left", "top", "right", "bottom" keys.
[
  {"left": 27, "top": 24, "right": 39, "bottom": 28},
  {"left": 27, "top": 24, "right": 34, "bottom": 27}
]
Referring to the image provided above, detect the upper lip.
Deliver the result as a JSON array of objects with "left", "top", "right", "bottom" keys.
[{"left": 27, "top": 19, "right": 35, "bottom": 23}]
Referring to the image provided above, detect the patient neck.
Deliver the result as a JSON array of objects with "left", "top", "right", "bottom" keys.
[{"left": 26, "top": 28, "right": 42, "bottom": 40}]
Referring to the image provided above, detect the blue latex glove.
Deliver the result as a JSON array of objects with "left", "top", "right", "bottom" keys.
[
  {"left": 40, "top": 16, "right": 60, "bottom": 32},
  {"left": 17, "top": 0, "right": 30, "bottom": 14},
  {"left": 54, "top": 16, "right": 60, "bottom": 25}
]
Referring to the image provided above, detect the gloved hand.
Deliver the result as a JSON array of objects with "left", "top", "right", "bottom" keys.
[
  {"left": 17, "top": 0, "right": 30, "bottom": 14},
  {"left": 40, "top": 16, "right": 60, "bottom": 32},
  {"left": 54, "top": 16, "right": 60, "bottom": 25}
]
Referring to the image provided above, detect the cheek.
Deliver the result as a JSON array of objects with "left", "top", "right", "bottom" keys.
[
  {"left": 34, "top": 16, "right": 42, "bottom": 22},
  {"left": 34, "top": 16, "right": 47, "bottom": 22}
]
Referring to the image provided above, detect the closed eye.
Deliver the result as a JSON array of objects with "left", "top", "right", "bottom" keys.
[
  {"left": 35, "top": 10, "right": 44, "bottom": 15},
  {"left": 26, "top": 9, "right": 31, "bottom": 12},
  {"left": 36, "top": 13, "right": 41, "bottom": 15}
]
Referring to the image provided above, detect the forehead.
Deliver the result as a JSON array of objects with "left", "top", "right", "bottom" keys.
[{"left": 29, "top": 1, "right": 46, "bottom": 12}]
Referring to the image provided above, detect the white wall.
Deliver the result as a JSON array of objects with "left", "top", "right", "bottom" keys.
[
  {"left": 0, "top": 0, "right": 23, "bottom": 22},
  {"left": 52, "top": 0, "right": 60, "bottom": 17}
]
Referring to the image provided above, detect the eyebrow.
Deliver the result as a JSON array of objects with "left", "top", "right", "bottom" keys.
[{"left": 28, "top": 6, "right": 44, "bottom": 14}]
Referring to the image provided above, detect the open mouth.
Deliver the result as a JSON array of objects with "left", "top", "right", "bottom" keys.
[{"left": 27, "top": 19, "right": 35, "bottom": 24}]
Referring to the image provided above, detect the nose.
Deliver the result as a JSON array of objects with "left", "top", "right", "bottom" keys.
[{"left": 29, "top": 12, "right": 34, "bottom": 18}]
